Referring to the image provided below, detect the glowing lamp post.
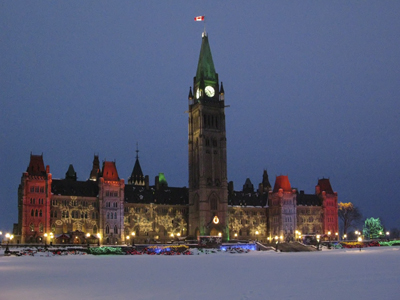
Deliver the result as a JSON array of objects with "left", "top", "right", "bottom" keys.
[
  {"left": 5, "top": 233, "right": 11, "bottom": 254},
  {"left": 86, "top": 233, "right": 91, "bottom": 248},
  {"left": 335, "top": 232, "right": 338, "bottom": 241},
  {"left": 386, "top": 231, "right": 390, "bottom": 240},
  {"left": 131, "top": 232, "right": 135, "bottom": 246},
  {"left": 97, "top": 233, "right": 101, "bottom": 246},
  {"left": 126, "top": 235, "right": 130, "bottom": 245},
  {"left": 255, "top": 231, "right": 259, "bottom": 242},
  {"left": 275, "top": 235, "right": 279, "bottom": 252},
  {"left": 343, "top": 234, "right": 347, "bottom": 240},
  {"left": 44, "top": 233, "right": 48, "bottom": 249},
  {"left": 358, "top": 236, "right": 362, "bottom": 251},
  {"left": 316, "top": 235, "right": 321, "bottom": 250},
  {"left": 328, "top": 231, "right": 331, "bottom": 249},
  {"left": 234, "top": 233, "right": 238, "bottom": 239}
]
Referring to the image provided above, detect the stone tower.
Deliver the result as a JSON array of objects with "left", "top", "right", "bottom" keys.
[
  {"left": 188, "top": 31, "right": 228, "bottom": 240},
  {"left": 98, "top": 161, "right": 125, "bottom": 244},
  {"left": 18, "top": 154, "right": 52, "bottom": 243}
]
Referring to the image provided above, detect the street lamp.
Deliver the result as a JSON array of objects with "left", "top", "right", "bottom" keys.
[
  {"left": 316, "top": 235, "right": 321, "bottom": 250},
  {"left": 5, "top": 233, "right": 11, "bottom": 254},
  {"left": 126, "top": 235, "right": 130, "bottom": 245},
  {"left": 44, "top": 233, "right": 48, "bottom": 250},
  {"left": 131, "top": 232, "right": 135, "bottom": 246},
  {"left": 274, "top": 235, "right": 279, "bottom": 252},
  {"left": 255, "top": 231, "right": 259, "bottom": 242},
  {"left": 357, "top": 236, "right": 362, "bottom": 251},
  {"left": 328, "top": 231, "right": 331, "bottom": 249},
  {"left": 335, "top": 232, "right": 338, "bottom": 241},
  {"left": 234, "top": 233, "right": 238, "bottom": 239},
  {"left": 86, "top": 233, "right": 90, "bottom": 248},
  {"left": 97, "top": 233, "right": 101, "bottom": 246},
  {"left": 343, "top": 234, "right": 347, "bottom": 240},
  {"left": 386, "top": 231, "right": 390, "bottom": 240}
]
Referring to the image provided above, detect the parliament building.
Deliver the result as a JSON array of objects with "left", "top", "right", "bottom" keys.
[{"left": 13, "top": 32, "right": 339, "bottom": 245}]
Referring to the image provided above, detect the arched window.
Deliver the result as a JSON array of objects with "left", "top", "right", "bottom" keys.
[
  {"left": 51, "top": 223, "right": 56, "bottom": 233},
  {"left": 114, "top": 212, "right": 117, "bottom": 219},
  {"left": 35, "top": 209, "right": 38, "bottom": 217},
  {"left": 114, "top": 225, "right": 118, "bottom": 234},
  {"left": 105, "top": 225, "right": 110, "bottom": 234},
  {"left": 31, "top": 209, "right": 34, "bottom": 217},
  {"left": 93, "top": 225, "right": 98, "bottom": 234},
  {"left": 210, "top": 196, "right": 218, "bottom": 211},
  {"left": 39, "top": 223, "right": 43, "bottom": 233},
  {"left": 39, "top": 210, "right": 42, "bottom": 217},
  {"left": 30, "top": 223, "right": 34, "bottom": 232}
]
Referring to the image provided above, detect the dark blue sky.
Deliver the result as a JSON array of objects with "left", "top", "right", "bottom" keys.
[{"left": 1, "top": 1, "right": 399, "bottom": 232}]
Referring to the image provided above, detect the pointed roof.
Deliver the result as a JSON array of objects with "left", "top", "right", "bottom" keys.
[
  {"left": 195, "top": 33, "right": 217, "bottom": 83},
  {"left": 65, "top": 164, "right": 77, "bottom": 181},
  {"left": 243, "top": 178, "right": 254, "bottom": 193},
  {"left": 89, "top": 155, "right": 100, "bottom": 181},
  {"left": 317, "top": 178, "right": 334, "bottom": 194},
  {"left": 158, "top": 173, "right": 168, "bottom": 187},
  {"left": 273, "top": 175, "right": 292, "bottom": 193},
  {"left": 262, "top": 169, "right": 272, "bottom": 190},
  {"left": 26, "top": 154, "right": 46, "bottom": 177},
  {"left": 101, "top": 161, "right": 119, "bottom": 182},
  {"left": 129, "top": 158, "right": 144, "bottom": 185}
]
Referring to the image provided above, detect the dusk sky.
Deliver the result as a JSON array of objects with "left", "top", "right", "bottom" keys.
[{"left": 1, "top": 1, "right": 399, "bottom": 233}]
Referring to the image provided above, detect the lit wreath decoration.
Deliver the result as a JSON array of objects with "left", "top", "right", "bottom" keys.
[{"left": 213, "top": 216, "right": 219, "bottom": 224}]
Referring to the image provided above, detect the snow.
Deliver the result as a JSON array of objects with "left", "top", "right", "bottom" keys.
[{"left": 0, "top": 247, "right": 399, "bottom": 300}]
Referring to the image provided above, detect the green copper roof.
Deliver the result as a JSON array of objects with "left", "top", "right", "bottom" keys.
[
  {"left": 195, "top": 34, "right": 217, "bottom": 82},
  {"left": 158, "top": 172, "right": 168, "bottom": 187}
]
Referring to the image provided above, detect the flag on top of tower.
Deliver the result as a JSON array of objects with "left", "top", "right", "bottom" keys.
[{"left": 194, "top": 16, "right": 205, "bottom": 21}]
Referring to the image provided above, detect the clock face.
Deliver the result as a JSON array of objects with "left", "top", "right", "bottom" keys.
[
  {"left": 196, "top": 88, "right": 202, "bottom": 99},
  {"left": 205, "top": 86, "right": 215, "bottom": 97}
]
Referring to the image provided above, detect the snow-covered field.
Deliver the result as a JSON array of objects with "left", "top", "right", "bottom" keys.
[{"left": 1, "top": 247, "right": 399, "bottom": 300}]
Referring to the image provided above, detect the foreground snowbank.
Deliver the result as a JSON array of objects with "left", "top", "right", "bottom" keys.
[{"left": 0, "top": 247, "right": 399, "bottom": 300}]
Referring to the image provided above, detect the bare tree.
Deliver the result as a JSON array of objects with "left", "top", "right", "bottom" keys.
[{"left": 338, "top": 202, "right": 362, "bottom": 234}]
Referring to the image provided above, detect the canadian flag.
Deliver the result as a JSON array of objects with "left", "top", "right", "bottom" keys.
[{"left": 194, "top": 16, "right": 205, "bottom": 21}]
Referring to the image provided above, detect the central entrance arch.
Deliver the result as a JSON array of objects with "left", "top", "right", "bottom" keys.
[{"left": 210, "top": 228, "right": 218, "bottom": 236}]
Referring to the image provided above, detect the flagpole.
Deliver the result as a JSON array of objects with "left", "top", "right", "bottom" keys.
[{"left": 204, "top": 16, "right": 206, "bottom": 36}]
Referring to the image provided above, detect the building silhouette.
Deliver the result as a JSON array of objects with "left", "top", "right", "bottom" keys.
[{"left": 14, "top": 32, "right": 338, "bottom": 245}]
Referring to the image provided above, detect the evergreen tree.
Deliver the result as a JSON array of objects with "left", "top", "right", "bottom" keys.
[{"left": 363, "top": 217, "right": 385, "bottom": 239}]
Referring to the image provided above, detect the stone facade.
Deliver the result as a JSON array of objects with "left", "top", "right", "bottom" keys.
[{"left": 13, "top": 32, "right": 339, "bottom": 244}]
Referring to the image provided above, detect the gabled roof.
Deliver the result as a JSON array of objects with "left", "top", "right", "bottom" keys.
[
  {"left": 273, "top": 175, "right": 292, "bottom": 193},
  {"left": 228, "top": 190, "right": 268, "bottom": 207},
  {"left": 124, "top": 185, "right": 188, "bottom": 205},
  {"left": 195, "top": 34, "right": 217, "bottom": 83},
  {"left": 52, "top": 179, "right": 98, "bottom": 197},
  {"left": 101, "top": 161, "right": 119, "bottom": 182},
  {"left": 317, "top": 178, "right": 334, "bottom": 194},
  {"left": 26, "top": 154, "right": 46, "bottom": 177},
  {"left": 297, "top": 191, "right": 322, "bottom": 206}
]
